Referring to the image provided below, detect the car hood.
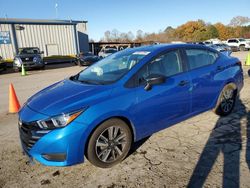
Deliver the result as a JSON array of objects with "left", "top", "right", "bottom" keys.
[
  {"left": 81, "top": 56, "right": 98, "bottom": 60},
  {"left": 26, "top": 79, "right": 113, "bottom": 116}
]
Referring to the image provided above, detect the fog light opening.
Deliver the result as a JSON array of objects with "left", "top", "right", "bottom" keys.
[{"left": 42, "top": 153, "right": 66, "bottom": 162}]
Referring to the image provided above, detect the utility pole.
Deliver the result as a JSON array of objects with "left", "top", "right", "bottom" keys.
[{"left": 55, "top": 2, "right": 58, "bottom": 19}]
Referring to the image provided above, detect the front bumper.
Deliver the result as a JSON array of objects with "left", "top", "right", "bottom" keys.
[
  {"left": 13, "top": 61, "right": 44, "bottom": 70},
  {"left": 245, "top": 43, "right": 250, "bottom": 49},
  {"left": 79, "top": 60, "right": 92, "bottom": 66},
  {"left": 229, "top": 46, "right": 239, "bottom": 52},
  {"left": 18, "top": 106, "right": 90, "bottom": 166}
]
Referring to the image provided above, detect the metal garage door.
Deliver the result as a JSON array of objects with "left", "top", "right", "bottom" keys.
[{"left": 46, "top": 44, "right": 59, "bottom": 56}]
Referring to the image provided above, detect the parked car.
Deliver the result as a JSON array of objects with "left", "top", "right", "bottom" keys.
[
  {"left": 13, "top": 47, "right": 45, "bottom": 71},
  {"left": 98, "top": 48, "right": 118, "bottom": 58},
  {"left": 190, "top": 42, "right": 205, "bottom": 45},
  {"left": 214, "top": 43, "right": 231, "bottom": 51},
  {"left": 18, "top": 44, "right": 243, "bottom": 168},
  {"left": 0, "top": 56, "right": 7, "bottom": 72},
  {"left": 77, "top": 52, "right": 101, "bottom": 66},
  {"left": 226, "top": 38, "right": 250, "bottom": 51},
  {"left": 207, "top": 44, "right": 232, "bottom": 56},
  {"left": 204, "top": 38, "right": 223, "bottom": 45}
]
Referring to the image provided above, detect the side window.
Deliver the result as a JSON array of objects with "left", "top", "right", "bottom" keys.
[
  {"left": 137, "top": 50, "right": 183, "bottom": 85},
  {"left": 186, "top": 49, "right": 218, "bottom": 70}
]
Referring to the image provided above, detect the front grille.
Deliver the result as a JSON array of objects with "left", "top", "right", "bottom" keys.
[
  {"left": 19, "top": 121, "right": 49, "bottom": 151},
  {"left": 21, "top": 57, "right": 33, "bottom": 62}
]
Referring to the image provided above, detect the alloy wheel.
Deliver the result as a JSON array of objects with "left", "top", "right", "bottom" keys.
[
  {"left": 220, "top": 88, "right": 234, "bottom": 113},
  {"left": 95, "top": 126, "right": 127, "bottom": 163}
]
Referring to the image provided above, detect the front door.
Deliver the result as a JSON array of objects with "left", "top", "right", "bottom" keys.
[{"left": 133, "top": 50, "right": 192, "bottom": 138}]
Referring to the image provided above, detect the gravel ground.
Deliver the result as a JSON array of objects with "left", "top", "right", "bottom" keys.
[{"left": 0, "top": 51, "right": 250, "bottom": 188}]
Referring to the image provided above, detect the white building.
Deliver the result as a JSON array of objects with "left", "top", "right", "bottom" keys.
[{"left": 0, "top": 18, "right": 89, "bottom": 59}]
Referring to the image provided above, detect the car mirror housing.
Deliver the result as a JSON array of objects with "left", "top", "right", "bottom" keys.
[{"left": 144, "top": 74, "right": 165, "bottom": 91}]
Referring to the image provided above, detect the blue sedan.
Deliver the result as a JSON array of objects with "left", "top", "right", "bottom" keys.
[{"left": 18, "top": 44, "right": 244, "bottom": 168}]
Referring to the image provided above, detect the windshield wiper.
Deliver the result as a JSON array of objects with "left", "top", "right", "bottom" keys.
[
  {"left": 78, "top": 79, "right": 105, "bottom": 85},
  {"left": 69, "top": 74, "right": 79, "bottom": 81}
]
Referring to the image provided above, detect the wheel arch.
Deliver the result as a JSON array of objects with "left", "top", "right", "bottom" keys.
[
  {"left": 213, "top": 81, "right": 238, "bottom": 112},
  {"left": 224, "top": 81, "right": 238, "bottom": 95},
  {"left": 84, "top": 115, "right": 136, "bottom": 156}
]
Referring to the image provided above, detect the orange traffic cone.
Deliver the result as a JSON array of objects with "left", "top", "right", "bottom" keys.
[{"left": 9, "top": 83, "right": 21, "bottom": 113}]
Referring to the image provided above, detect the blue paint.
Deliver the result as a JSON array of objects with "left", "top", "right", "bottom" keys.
[{"left": 18, "top": 44, "right": 244, "bottom": 166}]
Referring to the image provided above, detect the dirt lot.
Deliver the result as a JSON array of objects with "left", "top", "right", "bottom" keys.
[{"left": 0, "top": 52, "right": 250, "bottom": 188}]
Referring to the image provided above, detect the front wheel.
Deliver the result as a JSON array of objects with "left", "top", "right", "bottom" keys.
[
  {"left": 86, "top": 118, "right": 132, "bottom": 168},
  {"left": 214, "top": 84, "right": 236, "bottom": 116}
]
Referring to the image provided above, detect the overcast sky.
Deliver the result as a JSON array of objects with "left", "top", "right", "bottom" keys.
[{"left": 0, "top": 0, "right": 249, "bottom": 41}]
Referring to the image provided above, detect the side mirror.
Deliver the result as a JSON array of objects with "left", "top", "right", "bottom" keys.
[{"left": 144, "top": 74, "right": 165, "bottom": 91}]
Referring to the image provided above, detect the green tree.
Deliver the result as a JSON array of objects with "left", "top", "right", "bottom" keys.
[{"left": 203, "top": 25, "right": 219, "bottom": 40}]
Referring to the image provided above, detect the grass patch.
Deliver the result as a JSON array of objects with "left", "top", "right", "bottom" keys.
[{"left": 3, "top": 59, "right": 14, "bottom": 63}]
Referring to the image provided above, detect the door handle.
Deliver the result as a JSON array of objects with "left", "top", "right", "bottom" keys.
[
  {"left": 179, "top": 80, "right": 189, "bottom": 86},
  {"left": 217, "top": 66, "right": 224, "bottom": 71}
]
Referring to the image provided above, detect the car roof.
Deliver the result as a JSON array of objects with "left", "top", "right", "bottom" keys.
[{"left": 132, "top": 43, "right": 210, "bottom": 53}]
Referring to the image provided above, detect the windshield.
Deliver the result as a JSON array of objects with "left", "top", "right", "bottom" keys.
[
  {"left": 104, "top": 49, "right": 117, "bottom": 53},
  {"left": 72, "top": 48, "right": 151, "bottom": 85},
  {"left": 239, "top": 39, "right": 245, "bottom": 42},
  {"left": 18, "top": 48, "right": 40, "bottom": 54}
]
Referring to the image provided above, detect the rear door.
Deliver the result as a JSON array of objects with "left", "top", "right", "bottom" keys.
[
  {"left": 132, "top": 49, "right": 192, "bottom": 137},
  {"left": 184, "top": 48, "right": 222, "bottom": 113}
]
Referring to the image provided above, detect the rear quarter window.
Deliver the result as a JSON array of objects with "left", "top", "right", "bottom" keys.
[{"left": 186, "top": 49, "right": 218, "bottom": 70}]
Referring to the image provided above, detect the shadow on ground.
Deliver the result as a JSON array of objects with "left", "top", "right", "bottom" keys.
[
  {"left": 127, "top": 136, "right": 150, "bottom": 157},
  {"left": 188, "top": 98, "right": 250, "bottom": 188}
]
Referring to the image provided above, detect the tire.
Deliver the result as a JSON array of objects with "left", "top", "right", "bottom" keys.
[
  {"left": 86, "top": 118, "right": 132, "bottom": 168},
  {"left": 77, "top": 60, "right": 82, "bottom": 66},
  {"left": 214, "top": 84, "right": 237, "bottom": 116},
  {"left": 239, "top": 45, "right": 245, "bottom": 51},
  {"left": 14, "top": 68, "right": 21, "bottom": 72}
]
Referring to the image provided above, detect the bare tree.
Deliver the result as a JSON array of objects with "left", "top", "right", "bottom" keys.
[
  {"left": 136, "top": 30, "right": 144, "bottom": 41},
  {"left": 229, "top": 16, "right": 250, "bottom": 27},
  {"left": 104, "top": 30, "right": 111, "bottom": 42},
  {"left": 111, "top": 29, "right": 120, "bottom": 42},
  {"left": 127, "top": 31, "right": 134, "bottom": 42}
]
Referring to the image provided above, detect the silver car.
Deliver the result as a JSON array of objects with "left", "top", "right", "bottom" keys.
[{"left": 98, "top": 48, "right": 118, "bottom": 58}]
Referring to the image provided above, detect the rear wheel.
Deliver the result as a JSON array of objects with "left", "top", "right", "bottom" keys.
[
  {"left": 86, "top": 118, "right": 132, "bottom": 168},
  {"left": 214, "top": 84, "right": 236, "bottom": 116},
  {"left": 239, "top": 45, "right": 245, "bottom": 51}
]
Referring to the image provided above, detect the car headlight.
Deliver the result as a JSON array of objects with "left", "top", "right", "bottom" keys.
[
  {"left": 33, "top": 56, "right": 41, "bottom": 63},
  {"left": 14, "top": 57, "right": 22, "bottom": 67},
  {"left": 37, "top": 110, "right": 83, "bottom": 129}
]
